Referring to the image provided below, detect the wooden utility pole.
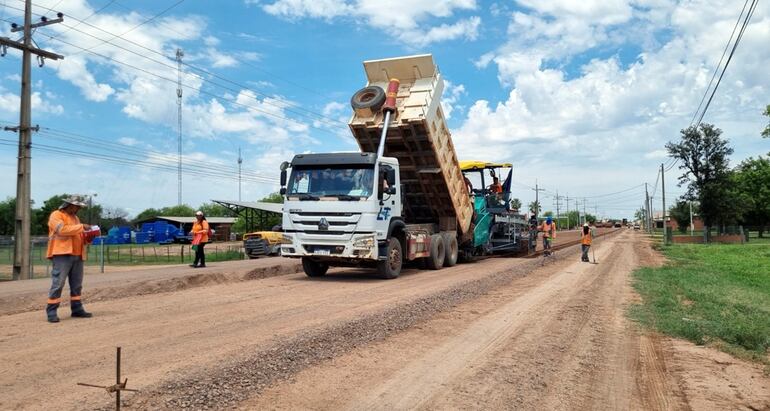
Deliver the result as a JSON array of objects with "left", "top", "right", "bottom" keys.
[
  {"left": 644, "top": 183, "right": 650, "bottom": 232},
  {"left": 661, "top": 163, "right": 667, "bottom": 245},
  {"left": 1, "top": 1, "right": 64, "bottom": 280},
  {"left": 532, "top": 180, "right": 545, "bottom": 218}
]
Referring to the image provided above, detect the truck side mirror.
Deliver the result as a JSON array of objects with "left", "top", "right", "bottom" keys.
[
  {"left": 280, "top": 187, "right": 287, "bottom": 195},
  {"left": 280, "top": 170, "right": 287, "bottom": 187}
]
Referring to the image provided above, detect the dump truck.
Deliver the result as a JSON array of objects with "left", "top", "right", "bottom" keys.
[{"left": 279, "top": 54, "right": 500, "bottom": 279}]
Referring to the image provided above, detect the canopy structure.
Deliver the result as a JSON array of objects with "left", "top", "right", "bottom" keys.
[
  {"left": 459, "top": 161, "right": 513, "bottom": 171},
  {"left": 211, "top": 200, "right": 284, "bottom": 232}
]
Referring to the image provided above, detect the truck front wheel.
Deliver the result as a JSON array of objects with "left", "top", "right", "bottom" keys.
[
  {"left": 377, "top": 238, "right": 402, "bottom": 279},
  {"left": 426, "top": 234, "right": 445, "bottom": 270},
  {"left": 302, "top": 257, "right": 329, "bottom": 277}
]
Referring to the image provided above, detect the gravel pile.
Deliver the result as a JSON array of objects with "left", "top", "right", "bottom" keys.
[{"left": 109, "top": 247, "right": 580, "bottom": 410}]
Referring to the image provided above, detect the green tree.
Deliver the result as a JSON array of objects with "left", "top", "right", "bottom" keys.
[
  {"left": 669, "top": 200, "right": 696, "bottom": 233},
  {"left": 509, "top": 198, "right": 522, "bottom": 212},
  {"left": 133, "top": 208, "right": 162, "bottom": 223},
  {"left": 197, "top": 203, "right": 234, "bottom": 217},
  {"left": 543, "top": 210, "right": 553, "bottom": 217},
  {"left": 0, "top": 197, "right": 15, "bottom": 235},
  {"left": 666, "top": 123, "right": 735, "bottom": 228},
  {"left": 259, "top": 193, "right": 283, "bottom": 229},
  {"left": 634, "top": 208, "right": 646, "bottom": 224},
  {"left": 732, "top": 156, "right": 770, "bottom": 236},
  {"left": 160, "top": 204, "right": 196, "bottom": 217},
  {"left": 100, "top": 207, "right": 129, "bottom": 228},
  {"left": 762, "top": 104, "right": 770, "bottom": 138},
  {"left": 261, "top": 192, "right": 284, "bottom": 204},
  {"left": 528, "top": 201, "right": 541, "bottom": 215}
]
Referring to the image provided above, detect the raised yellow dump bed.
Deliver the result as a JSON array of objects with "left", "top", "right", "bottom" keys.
[{"left": 349, "top": 54, "right": 473, "bottom": 237}]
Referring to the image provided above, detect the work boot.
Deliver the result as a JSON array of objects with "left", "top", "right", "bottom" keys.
[
  {"left": 46, "top": 303, "right": 60, "bottom": 323},
  {"left": 70, "top": 300, "right": 93, "bottom": 318}
]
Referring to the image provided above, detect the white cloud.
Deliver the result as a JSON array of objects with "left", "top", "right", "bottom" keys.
[
  {"left": 406, "top": 16, "right": 480, "bottom": 47},
  {"left": 441, "top": 80, "right": 466, "bottom": 120},
  {"left": 259, "top": 0, "right": 480, "bottom": 46},
  {"left": 451, "top": 0, "right": 770, "bottom": 217},
  {"left": 0, "top": 91, "right": 64, "bottom": 115}
]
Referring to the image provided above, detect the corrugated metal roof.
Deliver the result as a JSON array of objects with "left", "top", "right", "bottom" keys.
[
  {"left": 211, "top": 200, "right": 283, "bottom": 214},
  {"left": 143, "top": 216, "right": 237, "bottom": 224}
]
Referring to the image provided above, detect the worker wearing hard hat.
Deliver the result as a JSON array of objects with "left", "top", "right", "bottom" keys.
[
  {"left": 581, "top": 223, "right": 593, "bottom": 262},
  {"left": 541, "top": 216, "right": 556, "bottom": 251},
  {"left": 45, "top": 195, "right": 93, "bottom": 323}
]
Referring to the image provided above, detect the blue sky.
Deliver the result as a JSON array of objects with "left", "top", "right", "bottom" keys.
[{"left": 0, "top": 0, "right": 768, "bottom": 219}]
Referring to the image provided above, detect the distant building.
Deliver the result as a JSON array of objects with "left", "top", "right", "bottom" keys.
[{"left": 652, "top": 212, "right": 704, "bottom": 231}]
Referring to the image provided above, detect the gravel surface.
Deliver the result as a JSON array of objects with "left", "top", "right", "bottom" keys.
[{"left": 117, "top": 248, "right": 580, "bottom": 410}]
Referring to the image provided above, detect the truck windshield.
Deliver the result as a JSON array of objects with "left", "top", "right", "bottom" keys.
[{"left": 287, "top": 166, "right": 374, "bottom": 199}]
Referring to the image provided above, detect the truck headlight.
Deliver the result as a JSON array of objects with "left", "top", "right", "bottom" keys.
[
  {"left": 353, "top": 235, "right": 375, "bottom": 249},
  {"left": 281, "top": 234, "right": 294, "bottom": 244}
]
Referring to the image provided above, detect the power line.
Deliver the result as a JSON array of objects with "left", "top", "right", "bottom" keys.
[
  {"left": 32, "top": 30, "right": 346, "bottom": 137},
  {"left": 0, "top": 119, "right": 279, "bottom": 182},
  {"left": 693, "top": 0, "right": 757, "bottom": 129},
  {"left": 44, "top": 0, "right": 118, "bottom": 41},
  {"left": 0, "top": 137, "right": 279, "bottom": 185},
  {"left": 108, "top": 0, "right": 330, "bottom": 99},
  {"left": 14, "top": 1, "right": 346, "bottom": 128},
  {"left": 689, "top": 0, "right": 751, "bottom": 128}
]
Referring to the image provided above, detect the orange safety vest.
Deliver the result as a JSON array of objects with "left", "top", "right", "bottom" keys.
[
  {"left": 581, "top": 230, "right": 592, "bottom": 245},
  {"left": 489, "top": 183, "right": 502, "bottom": 193},
  {"left": 46, "top": 209, "right": 86, "bottom": 260},
  {"left": 192, "top": 220, "right": 210, "bottom": 243},
  {"left": 541, "top": 221, "right": 556, "bottom": 238}
]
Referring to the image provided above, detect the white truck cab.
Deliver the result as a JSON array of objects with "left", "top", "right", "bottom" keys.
[{"left": 280, "top": 153, "right": 404, "bottom": 277}]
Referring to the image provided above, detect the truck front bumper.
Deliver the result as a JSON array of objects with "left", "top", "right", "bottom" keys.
[{"left": 280, "top": 233, "right": 378, "bottom": 261}]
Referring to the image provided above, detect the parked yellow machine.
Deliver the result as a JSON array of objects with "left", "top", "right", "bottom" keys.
[{"left": 243, "top": 231, "right": 282, "bottom": 258}]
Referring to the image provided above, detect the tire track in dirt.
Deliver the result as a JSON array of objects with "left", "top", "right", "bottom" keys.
[{"left": 242, "top": 231, "right": 683, "bottom": 411}]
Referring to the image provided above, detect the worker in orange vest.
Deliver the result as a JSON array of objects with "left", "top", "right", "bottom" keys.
[
  {"left": 541, "top": 216, "right": 556, "bottom": 251},
  {"left": 46, "top": 195, "right": 93, "bottom": 323},
  {"left": 581, "top": 223, "right": 593, "bottom": 262},
  {"left": 190, "top": 211, "right": 210, "bottom": 268}
]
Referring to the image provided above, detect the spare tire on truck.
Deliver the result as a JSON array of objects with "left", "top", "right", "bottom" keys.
[{"left": 350, "top": 86, "right": 386, "bottom": 111}]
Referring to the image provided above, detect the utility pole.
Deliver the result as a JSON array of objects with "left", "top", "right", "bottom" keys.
[
  {"left": 644, "top": 183, "right": 650, "bottom": 232},
  {"left": 661, "top": 163, "right": 667, "bottom": 245},
  {"left": 576, "top": 199, "right": 580, "bottom": 230},
  {"left": 1, "top": 2, "right": 64, "bottom": 280},
  {"left": 564, "top": 194, "right": 570, "bottom": 229},
  {"left": 532, "top": 180, "right": 545, "bottom": 218},
  {"left": 582, "top": 198, "right": 587, "bottom": 225},
  {"left": 238, "top": 147, "right": 243, "bottom": 201},
  {"left": 555, "top": 190, "right": 561, "bottom": 231},
  {"left": 689, "top": 200, "right": 693, "bottom": 237},
  {"left": 176, "top": 48, "right": 184, "bottom": 206}
]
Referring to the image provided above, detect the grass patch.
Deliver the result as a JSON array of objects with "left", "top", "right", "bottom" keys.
[{"left": 630, "top": 243, "right": 770, "bottom": 366}]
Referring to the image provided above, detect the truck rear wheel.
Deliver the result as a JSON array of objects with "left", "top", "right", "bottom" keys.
[
  {"left": 426, "top": 234, "right": 445, "bottom": 270},
  {"left": 442, "top": 233, "right": 458, "bottom": 267},
  {"left": 302, "top": 257, "right": 329, "bottom": 277},
  {"left": 377, "top": 238, "right": 402, "bottom": 279}
]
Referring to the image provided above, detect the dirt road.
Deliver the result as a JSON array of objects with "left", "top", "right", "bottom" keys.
[{"left": 1, "top": 230, "right": 767, "bottom": 410}]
